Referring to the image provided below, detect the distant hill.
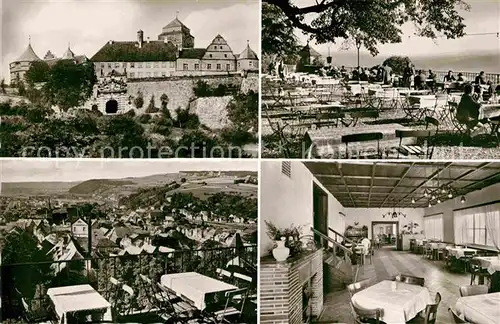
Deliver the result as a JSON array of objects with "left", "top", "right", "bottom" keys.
[
  {"left": 68, "top": 179, "right": 136, "bottom": 195},
  {"left": 325, "top": 51, "right": 500, "bottom": 73},
  {"left": 1, "top": 171, "right": 256, "bottom": 198},
  {"left": 0, "top": 182, "right": 80, "bottom": 196}
]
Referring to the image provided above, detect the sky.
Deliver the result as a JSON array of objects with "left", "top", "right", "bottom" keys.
[
  {"left": 0, "top": 159, "right": 258, "bottom": 182},
  {"left": 293, "top": 0, "right": 500, "bottom": 58},
  {"left": 1, "top": 0, "right": 260, "bottom": 82}
]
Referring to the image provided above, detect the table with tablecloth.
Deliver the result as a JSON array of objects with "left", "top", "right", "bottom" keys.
[
  {"left": 475, "top": 256, "right": 500, "bottom": 275},
  {"left": 351, "top": 280, "right": 432, "bottom": 323},
  {"left": 160, "top": 272, "right": 237, "bottom": 310},
  {"left": 47, "top": 284, "right": 112, "bottom": 324},
  {"left": 455, "top": 292, "right": 500, "bottom": 324},
  {"left": 479, "top": 103, "right": 500, "bottom": 120},
  {"left": 446, "top": 247, "right": 478, "bottom": 258}
]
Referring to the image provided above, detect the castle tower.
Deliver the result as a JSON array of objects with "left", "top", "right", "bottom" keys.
[
  {"left": 137, "top": 30, "right": 144, "bottom": 48},
  {"left": 62, "top": 43, "right": 75, "bottom": 60},
  {"left": 9, "top": 37, "right": 42, "bottom": 83},
  {"left": 157, "top": 14, "right": 194, "bottom": 49}
]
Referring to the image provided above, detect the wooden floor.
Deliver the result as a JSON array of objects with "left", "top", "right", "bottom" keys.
[{"left": 319, "top": 245, "right": 470, "bottom": 324}]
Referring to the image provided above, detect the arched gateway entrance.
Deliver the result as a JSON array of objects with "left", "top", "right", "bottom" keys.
[{"left": 105, "top": 100, "right": 118, "bottom": 114}]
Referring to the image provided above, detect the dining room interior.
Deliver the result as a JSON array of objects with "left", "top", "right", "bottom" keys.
[{"left": 260, "top": 160, "right": 500, "bottom": 324}]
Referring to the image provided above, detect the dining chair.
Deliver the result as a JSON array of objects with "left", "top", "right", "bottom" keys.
[
  {"left": 448, "top": 307, "right": 470, "bottom": 323},
  {"left": 469, "top": 259, "right": 492, "bottom": 285},
  {"left": 347, "top": 278, "right": 373, "bottom": 298},
  {"left": 393, "top": 274, "right": 425, "bottom": 287},
  {"left": 395, "top": 129, "right": 436, "bottom": 159},
  {"left": 15, "top": 287, "right": 52, "bottom": 323},
  {"left": 341, "top": 132, "right": 384, "bottom": 159},
  {"left": 350, "top": 301, "right": 383, "bottom": 324},
  {"left": 216, "top": 268, "right": 233, "bottom": 284},
  {"left": 459, "top": 284, "right": 489, "bottom": 297},
  {"left": 138, "top": 274, "right": 194, "bottom": 323},
  {"left": 411, "top": 292, "right": 441, "bottom": 324},
  {"left": 210, "top": 287, "right": 248, "bottom": 323}
]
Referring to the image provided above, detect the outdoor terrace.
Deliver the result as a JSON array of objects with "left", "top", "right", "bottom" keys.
[
  {"left": 262, "top": 70, "right": 500, "bottom": 159},
  {"left": 1, "top": 245, "right": 257, "bottom": 324}
]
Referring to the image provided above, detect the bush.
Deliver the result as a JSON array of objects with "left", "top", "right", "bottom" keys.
[
  {"left": 220, "top": 128, "right": 256, "bottom": 146},
  {"left": 174, "top": 107, "right": 200, "bottom": 129},
  {"left": 134, "top": 91, "right": 144, "bottom": 109},
  {"left": 138, "top": 114, "right": 152, "bottom": 124},
  {"left": 193, "top": 81, "right": 229, "bottom": 97}
]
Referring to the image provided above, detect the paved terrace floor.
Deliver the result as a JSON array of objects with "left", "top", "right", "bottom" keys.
[{"left": 319, "top": 245, "right": 470, "bottom": 324}]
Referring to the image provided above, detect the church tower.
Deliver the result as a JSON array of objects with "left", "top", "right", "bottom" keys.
[{"left": 157, "top": 13, "right": 194, "bottom": 50}]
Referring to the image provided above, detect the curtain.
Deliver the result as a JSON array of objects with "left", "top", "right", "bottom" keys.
[
  {"left": 424, "top": 214, "right": 443, "bottom": 241},
  {"left": 454, "top": 203, "right": 500, "bottom": 249},
  {"left": 485, "top": 204, "right": 500, "bottom": 250}
]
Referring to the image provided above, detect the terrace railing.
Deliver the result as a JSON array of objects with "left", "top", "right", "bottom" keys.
[{"left": 0, "top": 245, "right": 257, "bottom": 322}]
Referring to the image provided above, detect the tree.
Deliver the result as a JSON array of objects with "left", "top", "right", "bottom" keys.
[
  {"left": 227, "top": 90, "right": 258, "bottom": 132},
  {"left": 262, "top": 3, "right": 299, "bottom": 57},
  {"left": 174, "top": 107, "right": 200, "bottom": 129},
  {"left": 17, "top": 80, "right": 26, "bottom": 96},
  {"left": 0, "top": 78, "right": 6, "bottom": 94},
  {"left": 145, "top": 94, "right": 159, "bottom": 113},
  {"left": 265, "top": 0, "right": 469, "bottom": 56},
  {"left": 44, "top": 60, "right": 96, "bottom": 111},
  {"left": 134, "top": 91, "right": 144, "bottom": 109},
  {"left": 160, "top": 93, "right": 171, "bottom": 118},
  {"left": 383, "top": 56, "right": 413, "bottom": 76},
  {"left": 25, "top": 61, "right": 50, "bottom": 85}
]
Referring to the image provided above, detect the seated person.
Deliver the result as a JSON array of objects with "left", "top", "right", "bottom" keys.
[
  {"left": 359, "top": 68, "right": 369, "bottom": 82},
  {"left": 427, "top": 69, "right": 437, "bottom": 92},
  {"left": 457, "top": 73, "right": 466, "bottom": 82},
  {"left": 444, "top": 70, "right": 456, "bottom": 82},
  {"left": 457, "top": 83, "right": 482, "bottom": 130},
  {"left": 414, "top": 70, "right": 425, "bottom": 90},
  {"left": 475, "top": 71, "right": 486, "bottom": 85}
]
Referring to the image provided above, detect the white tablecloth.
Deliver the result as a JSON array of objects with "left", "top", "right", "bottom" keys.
[
  {"left": 351, "top": 280, "right": 432, "bottom": 323},
  {"left": 160, "top": 272, "right": 237, "bottom": 310},
  {"left": 447, "top": 247, "right": 478, "bottom": 258},
  {"left": 47, "top": 284, "right": 112, "bottom": 324},
  {"left": 456, "top": 292, "right": 500, "bottom": 324},
  {"left": 475, "top": 256, "right": 500, "bottom": 275}
]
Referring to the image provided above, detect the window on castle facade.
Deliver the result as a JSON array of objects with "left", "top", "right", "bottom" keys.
[
  {"left": 207, "top": 64, "right": 211, "bottom": 70},
  {"left": 146, "top": 72, "right": 151, "bottom": 77},
  {"left": 161, "top": 62, "right": 167, "bottom": 68},
  {"left": 138, "top": 63, "right": 143, "bottom": 68},
  {"left": 226, "top": 64, "right": 230, "bottom": 70},
  {"left": 130, "top": 62, "right": 135, "bottom": 68},
  {"left": 194, "top": 64, "right": 200, "bottom": 70},
  {"left": 154, "top": 62, "right": 159, "bottom": 68},
  {"left": 209, "top": 54, "right": 212, "bottom": 58},
  {"left": 216, "top": 64, "right": 221, "bottom": 70},
  {"left": 224, "top": 54, "right": 227, "bottom": 58},
  {"left": 129, "top": 72, "right": 135, "bottom": 78},
  {"left": 249, "top": 61, "right": 252, "bottom": 66},
  {"left": 138, "top": 72, "right": 143, "bottom": 77},
  {"left": 154, "top": 72, "right": 158, "bottom": 77},
  {"left": 115, "top": 62, "right": 120, "bottom": 68},
  {"left": 161, "top": 72, "right": 166, "bottom": 77},
  {"left": 183, "top": 64, "right": 189, "bottom": 70},
  {"left": 170, "top": 62, "right": 175, "bottom": 68},
  {"left": 146, "top": 62, "right": 151, "bottom": 68},
  {"left": 108, "top": 63, "right": 112, "bottom": 69}
]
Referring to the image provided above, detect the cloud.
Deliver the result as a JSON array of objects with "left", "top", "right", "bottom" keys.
[{"left": 1, "top": 0, "right": 259, "bottom": 82}]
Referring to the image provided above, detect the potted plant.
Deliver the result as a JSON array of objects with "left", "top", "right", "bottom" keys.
[{"left": 265, "top": 221, "right": 305, "bottom": 261}]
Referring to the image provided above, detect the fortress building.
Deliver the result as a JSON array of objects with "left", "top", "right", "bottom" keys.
[
  {"left": 90, "top": 17, "right": 259, "bottom": 79},
  {"left": 9, "top": 40, "right": 87, "bottom": 84}
]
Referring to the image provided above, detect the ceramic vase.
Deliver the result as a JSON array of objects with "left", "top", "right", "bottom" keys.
[{"left": 272, "top": 240, "right": 290, "bottom": 262}]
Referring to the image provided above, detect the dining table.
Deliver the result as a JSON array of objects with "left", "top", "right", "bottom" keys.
[
  {"left": 160, "top": 272, "right": 237, "bottom": 310},
  {"left": 455, "top": 292, "right": 500, "bottom": 324},
  {"left": 305, "top": 123, "right": 414, "bottom": 159},
  {"left": 47, "top": 284, "right": 112, "bottom": 324},
  {"left": 351, "top": 280, "right": 433, "bottom": 323},
  {"left": 446, "top": 246, "right": 478, "bottom": 258}
]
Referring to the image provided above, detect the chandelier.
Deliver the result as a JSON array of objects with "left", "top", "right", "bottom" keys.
[{"left": 382, "top": 208, "right": 406, "bottom": 219}]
